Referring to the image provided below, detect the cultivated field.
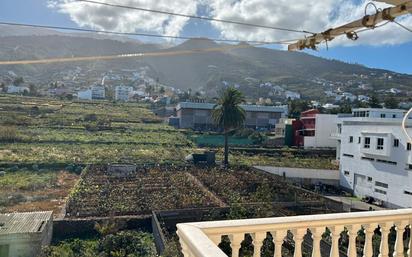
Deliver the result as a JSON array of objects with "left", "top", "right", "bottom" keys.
[{"left": 66, "top": 165, "right": 222, "bottom": 217}]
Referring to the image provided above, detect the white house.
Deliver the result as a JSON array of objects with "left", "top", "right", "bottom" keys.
[
  {"left": 77, "top": 85, "right": 105, "bottom": 100},
  {"left": 334, "top": 108, "right": 412, "bottom": 208},
  {"left": 304, "top": 114, "right": 338, "bottom": 149},
  {"left": 6, "top": 85, "right": 30, "bottom": 94},
  {"left": 285, "top": 91, "right": 301, "bottom": 100},
  {"left": 115, "top": 85, "right": 133, "bottom": 101}
]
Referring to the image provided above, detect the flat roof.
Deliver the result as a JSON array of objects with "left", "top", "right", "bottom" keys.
[
  {"left": 176, "top": 102, "right": 288, "bottom": 113},
  {"left": 0, "top": 211, "right": 52, "bottom": 235},
  {"left": 352, "top": 108, "right": 406, "bottom": 113}
]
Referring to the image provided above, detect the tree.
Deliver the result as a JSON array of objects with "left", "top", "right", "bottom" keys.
[
  {"left": 368, "top": 94, "right": 381, "bottom": 108},
  {"left": 384, "top": 96, "right": 399, "bottom": 109},
  {"left": 13, "top": 77, "right": 24, "bottom": 86},
  {"left": 212, "top": 87, "right": 246, "bottom": 167}
]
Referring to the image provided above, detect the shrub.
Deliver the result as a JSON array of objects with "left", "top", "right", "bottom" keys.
[{"left": 0, "top": 126, "right": 20, "bottom": 142}]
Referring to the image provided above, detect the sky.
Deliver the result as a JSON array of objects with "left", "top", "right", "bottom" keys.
[{"left": 0, "top": 0, "right": 412, "bottom": 74}]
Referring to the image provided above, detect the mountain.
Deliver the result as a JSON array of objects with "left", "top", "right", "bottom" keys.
[{"left": 0, "top": 27, "right": 411, "bottom": 100}]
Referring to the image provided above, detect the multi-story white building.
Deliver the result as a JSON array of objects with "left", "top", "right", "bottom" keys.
[
  {"left": 115, "top": 85, "right": 133, "bottom": 102},
  {"left": 334, "top": 108, "right": 412, "bottom": 208},
  {"left": 77, "top": 85, "right": 105, "bottom": 100}
]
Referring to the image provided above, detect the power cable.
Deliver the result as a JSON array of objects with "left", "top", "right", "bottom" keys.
[
  {"left": 0, "top": 21, "right": 297, "bottom": 45},
  {"left": 393, "top": 20, "right": 412, "bottom": 33},
  {"left": 75, "top": 0, "right": 315, "bottom": 34}
]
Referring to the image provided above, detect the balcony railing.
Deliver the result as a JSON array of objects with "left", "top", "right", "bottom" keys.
[{"left": 177, "top": 209, "right": 412, "bottom": 257}]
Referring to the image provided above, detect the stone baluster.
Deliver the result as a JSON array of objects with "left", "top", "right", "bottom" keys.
[
  {"left": 230, "top": 234, "right": 244, "bottom": 257},
  {"left": 394, "top": 221, "right": 408, "bottom": 257},
  {"left": 311, "top": 227, "right": 324, "bottom": 257},
  {"left": 364, "top": 224, "right": 377, "bottom": 257},
  {"left": 252, "top": 232, "right": 266, "bottom": 257},
  {"left": 293, "top": 229, "right": 306, "bottom": 257},
  {"left": 273, "top": 230, "right": 287, "bottom": 257},
  {"left": 177, "top": 231, "right": 191, "bottom": 257},
  {"left": 379, "top": 222, "right": 392, "bottom": 257},
  {"left": 330, "top": 226, "right": 344, "bottom": 257},
  {"left": 348, "top": 225, "right": 361, "bottom": 257},
  {"left": 408, "top": 224, "right": 412, "bottom": 257}
]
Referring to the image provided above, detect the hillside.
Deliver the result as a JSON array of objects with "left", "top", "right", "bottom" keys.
[{"left": 0, "top": 27, "right": 411, "bottom": 99}]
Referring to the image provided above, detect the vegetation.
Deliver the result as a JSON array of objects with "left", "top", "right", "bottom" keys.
[
  {"left": 212, "top": 87, "right": 246, "bottom": 167},
  {"left": 40, "top": 231, "right": 156, "bottom": 257},
  {"left": 66, "top": 165, "right": 221, "bottom": 217},
  {"left": 0, "top": 95, "right": 192, "bottom": 166},
  {"left": 0, "top": 168, "right": 79, "bottom": 215}
]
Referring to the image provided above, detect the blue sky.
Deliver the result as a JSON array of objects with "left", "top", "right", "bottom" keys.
[{"left": 1, "top": 0, "right": 412, "bottom": 74}]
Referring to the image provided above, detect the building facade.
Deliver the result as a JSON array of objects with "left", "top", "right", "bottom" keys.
[
  {"left": 292, "top": 109, "right": 338, "bottom": 148},
  {"left": 176, "top": 102, "right": 288, "bottom": 131},
  {"left": 115, "top": 85, "right": 133, "bottom": 101},
  {"left": 335, "top": 108, "right": 412, "bottom": 208},
  {"left": 0, "top": 211, "right": 53, "bottom": 257}
]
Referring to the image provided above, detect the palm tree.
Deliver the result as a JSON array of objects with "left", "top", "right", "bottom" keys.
[{"left": 212, "top": 87, "right": 246, "bottom": 167}]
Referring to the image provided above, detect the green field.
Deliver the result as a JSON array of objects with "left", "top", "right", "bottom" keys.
[
  {"left": 189, "top": 134, "right": 254, "bottom": 147},
  {"left": 0, "top": 94, "right": 192, "bottom": 166}
]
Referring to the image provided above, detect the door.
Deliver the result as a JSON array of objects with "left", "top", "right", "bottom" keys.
[{"left": 353, "top": 174, "right": 372, "bottom": 198}]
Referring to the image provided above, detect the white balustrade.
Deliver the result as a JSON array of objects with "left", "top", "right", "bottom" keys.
[{"left": 177, "top": 209, "right": 412, "bottom": 257}]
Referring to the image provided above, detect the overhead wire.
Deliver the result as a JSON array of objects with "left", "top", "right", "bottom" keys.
[
  {"left": 74, "top": 0, "right": 315, "bottom": 34},
  {"left": 0, "top": 21, "right": 290, "bottom": 45}
]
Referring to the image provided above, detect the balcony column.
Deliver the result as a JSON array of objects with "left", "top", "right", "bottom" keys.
[
  {"left": 394, "top": 221, "right": 408, "bottom": 257},
  {"left": 312, "top": 227, "right": 324, "bottom": 257},
  {"left": 293, "top": 229, "right": 306, "bottom": 257},
  {"left": 348, "top": 224, "right": 361, "bottom": 257},
  {"left": 408, "top": 225, "right": 412, "bottom": 257},
  {"left": 379, "top": 222, "right": 392, "bottom": 257},
  {"left": 330, "top": 226, "right": 344, "bottom": 257},
  {"left": 364, "top": 224, "right": 377, "bottom": 257},
  {"left": 230, "top": 234, "right": 244, "bottom": 257},
  {"left": 252, "top": 232, "right": 266, "bottom": 257},
  {"left": 273, "top": 230, "right": 287, "bottom": 257}
]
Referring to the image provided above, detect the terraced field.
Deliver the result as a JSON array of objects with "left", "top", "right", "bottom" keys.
[{"left": 66, "top": 165, "right": 221, "bottom": 217}]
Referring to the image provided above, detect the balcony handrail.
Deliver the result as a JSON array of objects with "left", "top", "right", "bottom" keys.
[{"left": 177, "top": 208, "right": 412, "bottom": 257}]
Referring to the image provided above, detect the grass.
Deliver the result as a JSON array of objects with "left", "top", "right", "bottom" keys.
[
  {"left": 189, "top": 134, "right": 254, "bottom": 147},
  {"left": 0, "top": 170, "right": 57, "bottom": 190}
]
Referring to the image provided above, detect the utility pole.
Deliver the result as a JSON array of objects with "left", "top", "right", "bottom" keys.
[{"left": 288, "top": 0, "right": 412, "bottom": 51}]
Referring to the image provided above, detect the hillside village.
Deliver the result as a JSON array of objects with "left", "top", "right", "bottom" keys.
[{"left": 1, "top": 1, "right": 412, "bottom": 257}]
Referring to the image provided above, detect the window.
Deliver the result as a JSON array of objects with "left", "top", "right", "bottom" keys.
[
  {"left": 377, "top": 138, "right": 384, "bottom": 150},
  {"left": 405, "top": 191, "right": 412, "bottom": 196},
  {"left": 343, "top": 154, "right": 354, "bottom": 158},
  {"left": 364, "top": 137, "right": 371, "bottom": 149},
  {"left": 380, "top": 113, "right": 386, "bottom": 118},
  {"left": 358, "top": 137, "right": 361, "bottom": 144},
  {"left": 375, "top": 181, "right": 389, "bottom": 188},
  {"left": 407, "top": 143, "right": 411, "bottom": 151},
  {"left": 349, "top": 136, "right": 353, "bottom": 143},
  {"left": 392, "top": 114, "right": 396, "bottom": 118},
  {"left": 375, "top": 189, "right": 387, "bottom": 195},
  {"left": 344, "top": 171, "right": 350, "bottom": 176},
  {"left": 376, "top": 159, "right": 397, "bottom": 165},
  {"left": 367, "top": 177, "right": 373, "bottom": 182},
  {"left": 393, "top": 139, "right": 399, "bottom": 147},
  {"left": 361, "top": 157, "right": 375, "bottom": 161}
]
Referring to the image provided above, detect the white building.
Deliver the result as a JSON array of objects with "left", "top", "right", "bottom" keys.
[
  {"left": 77, "top": 85, "right": 105, "bottom": 100},
  {"left": 285, "top": 91, "right": 301, "bottom": 100},
  {"left": 334, "top": 108, "right": 412, "bottom": 208},
  {"left": 0, "top": 211, "right": 53, "bottom": 257},
  {"left": 6, "top": 85, "right": 30, "bottom": 94},
  {"left": 304, "top": 114, "right": 338, "bottom": 149},
  {"left": 115, "top": 85, "right": 133, "bottom": 101}
]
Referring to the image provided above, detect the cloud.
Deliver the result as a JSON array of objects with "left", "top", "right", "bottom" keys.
[
  {"left": 48, "top": 0, "right": 198, "bottom": 38},
  {"left": 48, "top": 0, "right": 412, "bottom": 47}
]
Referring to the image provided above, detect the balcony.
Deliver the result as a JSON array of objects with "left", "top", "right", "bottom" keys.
[{"left": 177, "top": 209, "right": 412, "bottom": 257}]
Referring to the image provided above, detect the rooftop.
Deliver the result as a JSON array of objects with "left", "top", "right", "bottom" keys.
[
  {"left": 352, "top": 108, "right": 407, "bottom": 113},
  {"left": 176, "top": 102, "right": 288, "bottom": 113},
  {"left": 0, "top": 211, "right": 52, "bottom": 235}
]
